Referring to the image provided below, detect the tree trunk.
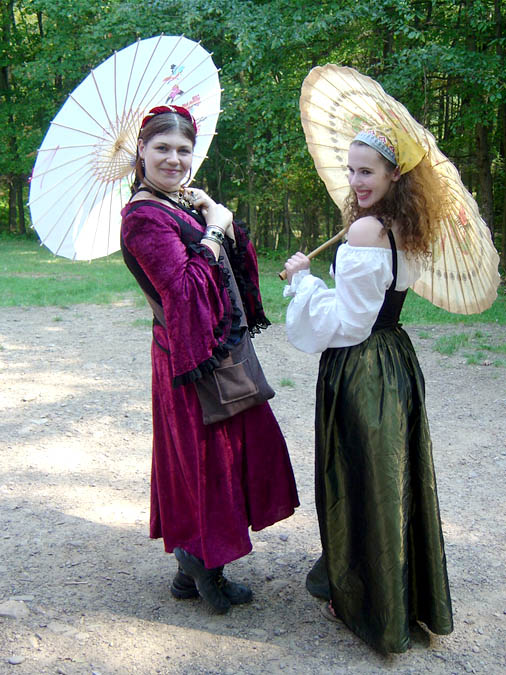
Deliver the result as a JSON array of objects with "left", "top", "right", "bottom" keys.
[
  {"left": 235, "top": 199, "right": 248, "bottom": 224},
  {"left": 213, "top": 139, "right": 223, "bottom": 204},
  {"left": 494, "top": 0, "right": 505, "bottom": 267},
  {"left": 501, "top": 177, "right": 506, "bottom": 270},
  {"left": 36, "top": 11, "right": 44, "bottom": 38},
  {"left": 16, "top": 176, "right": 26, "bottom": 235},
  {"left": 499, "top": 101, "right": 506, "bottom": 268},
  {"left": 8, "top": 179, "right": 16, "bottom": 233},
  {"left": 443, "top": 83, "right": 450, "bottom": 142},
  {"left": 284, "top": 193, "right": 291, "bottom": 251},
  {"left": 475, "top": 124, "right": 494, "bottom": 236},
  {"left": 246, "top": 145, "right": 257, "bottom": 242},
  {"left": 274, "top": 210, "right": 280, "bottom": 251},
  {"left": 325, "top": 195, "right": 331, "bottom": 240},
  {"left": 502, "top": 177, "right": 506, "bottom": 270}
]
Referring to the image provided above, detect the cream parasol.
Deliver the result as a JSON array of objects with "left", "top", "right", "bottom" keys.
[
  {"left": 296, "top": 64, "right": 500, "bottom": 315},
  {"left": 28, "top": 35, "right": 221, "bottom": 261}
]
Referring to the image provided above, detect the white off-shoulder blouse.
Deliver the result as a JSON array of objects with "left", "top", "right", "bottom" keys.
[{"left": 283, "top": 243, "right": 422, "bottom": 353}]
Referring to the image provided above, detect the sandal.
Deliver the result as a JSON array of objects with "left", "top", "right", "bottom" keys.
[{"left": 320, "top": 601, "right": 339, "bottom": 623}]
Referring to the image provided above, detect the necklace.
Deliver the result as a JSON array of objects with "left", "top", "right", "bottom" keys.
[
  {"left": 136, "top": 182, "right": 204, "bottom": 225},
  {"left": 139, "top": 177, "right": 195, "bottom": 210},
  {"left": 142, "top": 176, "right": 181, "bottom": 202}
]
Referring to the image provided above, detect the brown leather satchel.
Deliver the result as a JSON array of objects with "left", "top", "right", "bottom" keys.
[{"left": 193, "top": 330, "right": 275, "bottom": 425}]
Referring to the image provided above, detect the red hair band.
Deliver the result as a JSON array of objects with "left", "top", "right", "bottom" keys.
[{"left": 140, "top": 105, "right": 198, "bottom": 134}]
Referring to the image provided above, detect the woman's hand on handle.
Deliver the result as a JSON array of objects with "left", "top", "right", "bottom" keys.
[{"left": 284, "top": 252, "right": 311, "bottom": 284}]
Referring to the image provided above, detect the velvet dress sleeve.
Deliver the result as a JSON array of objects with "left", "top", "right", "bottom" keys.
[
  {"left": 227, "top": 223, "right": 270, "bottom": 334},
  {"left": 121, "top": 203, "right": 237, "bottom": 383}
]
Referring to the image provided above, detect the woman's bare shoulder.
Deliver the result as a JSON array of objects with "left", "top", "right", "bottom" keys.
[{"left": 347, "top": 217, "right": 389, "bottom": 248}]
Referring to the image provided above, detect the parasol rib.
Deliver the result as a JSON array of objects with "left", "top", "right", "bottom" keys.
[
  {"left": 128, "top": 35, "right": 185, "bottom": 119},
  {"left": 67, "top": 94, "right": 116, "bottom": 141},
  {"left": 174, "top": 59, "right": 219, "bottom": 101},
  {"left": 83, "top": 178, "right": 113, "bottom": 260},
  {"left": 47, "top": 122, "right": 110, "bottom": 142},
  {"left": 29, "top": 150, "right": 112, "bottom": 187},
  {"left": 35, "top": 163, "right": 106, "bottom": 241},
  {"left": 29, "top": 158, "right": 103, "bottom": 207},
  {"left": 42, "top": 171, "right": 106, "bottom": 253},
  {"left": 90, "top": 70, "right": 116, "bottom": 134},
  {"left": 120, "top": 38, "right": 143, "bottom": 132}
]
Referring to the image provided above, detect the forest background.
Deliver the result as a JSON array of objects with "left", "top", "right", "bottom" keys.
[{"left": 1, "top": 0, "right": 505, "bottom": 269}]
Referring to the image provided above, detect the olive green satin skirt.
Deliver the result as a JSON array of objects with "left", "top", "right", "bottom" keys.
[{"left": 315, "top": 326, "right": 453, "bottom": 653}]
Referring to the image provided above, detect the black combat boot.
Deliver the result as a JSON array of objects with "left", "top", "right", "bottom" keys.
[
  {"left": 170, "top": 566, "right": 200, "bottom": 599},
  {"left": 172, "top": 549, "right": 253, "bottom": 611},
  {"left": 173, "top": 548, "right": 231, "bottom": 614}
]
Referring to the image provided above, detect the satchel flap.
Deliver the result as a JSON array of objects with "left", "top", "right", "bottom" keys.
[{"left": 213, "top": 358, "right": 259, "bottom": 403}]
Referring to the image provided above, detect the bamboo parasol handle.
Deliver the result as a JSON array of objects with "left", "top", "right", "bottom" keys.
[{"left": 278, "top": 229, "right": 346, "bottom": 280}]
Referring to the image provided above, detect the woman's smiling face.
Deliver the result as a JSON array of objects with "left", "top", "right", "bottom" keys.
[
  {"left": 347, "top": 143, "right": 399, "bottom": 208},
  {"left": 138, "top": 131, "right": 194, "bottom": 192}
]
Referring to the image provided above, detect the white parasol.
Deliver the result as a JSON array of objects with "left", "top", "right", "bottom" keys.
[
  {"left": 28, "top": 35, "right": 221, "bottom": 261},
  {"left": 299, "top": 65, "right": 500, "bottom": 315}
]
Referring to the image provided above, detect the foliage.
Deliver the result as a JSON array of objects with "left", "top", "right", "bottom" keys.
[{"left": 0, "top": 0, "right": 505, "bottom": 272}]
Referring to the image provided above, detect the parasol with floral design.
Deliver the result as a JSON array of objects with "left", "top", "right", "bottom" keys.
[
  {"left": 28, "top": 35, "right": 221, "bottom": 261},
  {"left": 296, "top": 64, "right": 500, "bottom": 315}
]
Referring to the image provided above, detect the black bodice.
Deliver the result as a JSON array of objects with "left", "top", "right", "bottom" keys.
[{"left": 371, "top": 229, "right": 408, "bottom": 332}]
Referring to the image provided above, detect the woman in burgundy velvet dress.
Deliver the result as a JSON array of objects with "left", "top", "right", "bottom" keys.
[{"left": 120, "top": 105, "right": 299, "bottom": 614}]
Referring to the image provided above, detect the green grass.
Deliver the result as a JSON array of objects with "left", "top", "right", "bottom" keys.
[
  {"left": 398, "top": 286, "right": 506, "bottom": 325},
  {"left": 464, "top": 351, "right": 484, "bottom": 365},
  {"left": 476, "top": 342, "right": 506, "bottom": 354},
  {"left": 132, "top": 318, "right": 152, "bottom": 328},
  {"left": 431, "top": 330, "right": 506, "bottom": 367},
  {"left": 433, "top": 334, "right": 470, "bottom": 356},
  {"left": 258, "top": 254, "right": 332, "bottom": 323},
  {"left": 0, "top": 237, "right": 141, "bottom": 306},
  {"left": 1, "top": 238, "right": 504, "bottom": 328}
]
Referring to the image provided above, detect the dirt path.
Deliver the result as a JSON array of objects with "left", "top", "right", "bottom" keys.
[{"left": 0, "top": 301, "right": 505, "bottom": 674}]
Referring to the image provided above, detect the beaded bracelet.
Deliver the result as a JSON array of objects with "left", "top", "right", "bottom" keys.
[
  {"left": 201, "top": 233, "right": 223, "bottom": 247},
  {"left": 206, "top": 225, "right": 225, "bottom": 244},
  {"left": 205, "top": 225, "right": 225, "bottom": 244}
]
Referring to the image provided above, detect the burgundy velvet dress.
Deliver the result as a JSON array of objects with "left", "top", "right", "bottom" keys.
[{"left": 121, "top": 200, "right": 299, "bottom": 569}]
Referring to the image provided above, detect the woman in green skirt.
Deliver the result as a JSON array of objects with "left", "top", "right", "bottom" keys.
[{"left": 283, "top": 126, "right": 453, "bottom": 653}]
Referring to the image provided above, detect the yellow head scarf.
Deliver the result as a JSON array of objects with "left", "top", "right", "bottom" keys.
[{"left": 354, "top": 125, "right": 426, "bottom": 175}]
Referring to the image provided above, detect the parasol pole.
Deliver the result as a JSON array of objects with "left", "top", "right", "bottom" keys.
[{"left": 278, "top": 228, "right": 346, "bottom": 280}]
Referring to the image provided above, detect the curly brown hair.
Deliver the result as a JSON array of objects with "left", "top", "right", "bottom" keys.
[{"left": 343, "top": 143, "right": 448, "bottom": 257}]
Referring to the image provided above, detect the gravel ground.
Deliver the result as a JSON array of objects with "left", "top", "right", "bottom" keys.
[{"left": 0, "top": 300, "right": 505, "bottom": 675}]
